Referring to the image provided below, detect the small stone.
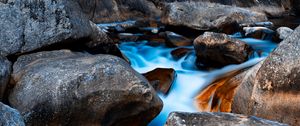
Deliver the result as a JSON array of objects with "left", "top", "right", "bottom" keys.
[{"left": 143, "top": 68, "right": 176, "bottom": 95}]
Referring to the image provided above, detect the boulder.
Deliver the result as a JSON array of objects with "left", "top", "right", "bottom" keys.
[
  {"left": 194, "top": 32, "right": 253, "bottom": 69},
  {"left": 275, "top": 27, "right": 293, "bottom": 41},
  {"left": 243, "top": 27, "right": 275, "bottom": 39},
  {"left": 153, "top": 0, "right": 292, "bottom": 17},
  {"left": 231, "top": 26, "right": 300, "bottom": 126},
  {"left": 9, "top": 50, "right": 162, "bottom": 126},
  {"left": 165, "top": 112, "right": 288, "bottom": 126},
  {"left": 78, "top": 0, "right": 160, "bottom": 23},
  {"left": 143, "top": 68, "right": 176, "bottom": 95},
  {"left": 171, "top": 48, "right": 192, "bottom": 60},
  {"left": 0, "top": 102, "right": 25, "bottom": 126},
  {"left": 0, "top": 56, "right": 11, "bottom": 100},
  {"left": 0, "top": 0, "right": 115, "bottom": 56},
  {"left": 161, "top": 2, "right": 267, "bottom": 31},
  {"left": 84, "top": 21, "right": 124, "bottom": 58},
  {"left": 163, "top": 31, "right": 193, "bottom": 47}
]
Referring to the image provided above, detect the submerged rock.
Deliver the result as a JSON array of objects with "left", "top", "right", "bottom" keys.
[
  {"left": 9, "top": 50, "right": 162, "bottom": 126},
  {"left": 0, "top": 56, "right": 11, "bottom": 100},
  {"left": 165, "top": 112, "right": 288, "bottom": 126},
  {"left": 0, "top": 102, "right": 25, "bottom": 126},
  {"left": 161, "top": 2, "right": 267, "bottom": 31},
  {"left": 194, "top": 32, "right": 253, "bottom": 69},
  {"left": 143, "top": 68, "right": 176, "bottom": 95}
]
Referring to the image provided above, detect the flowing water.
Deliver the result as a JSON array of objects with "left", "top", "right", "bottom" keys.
[{"left": 118, "top": 34, "right": 277, "bottom": 126}]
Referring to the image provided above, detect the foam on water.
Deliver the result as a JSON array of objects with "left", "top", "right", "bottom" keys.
[{"left": 118, "top": 36, "right": 277, "bottom": 126}]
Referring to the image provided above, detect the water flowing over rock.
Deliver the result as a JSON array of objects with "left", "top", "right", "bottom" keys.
[
  {"left": 165, "top": 112, "right": 288, "bottom": 126},
  {"left": 0, "top": 56, "right": 11, "bottom": 100},
  {"left": 161, "top": 2, "right": 267, "bottom": 31},
  {"left": 9, "top": 50, "right": 162, "bottom": 126},
  {"left": 0, "top": 0, "right": 115, "bottom": 57},
  {"left": 230, "top": 26, "right": 300, "bottom": 126},
  {"left": 78, "top": 0, "right": 160, "bottom": 23},
  {"left": 194, "top": 32, "right": 253, "bottom": 69},
  {"left": 0, "top": 102, "right": 25, "bottom": 126}
]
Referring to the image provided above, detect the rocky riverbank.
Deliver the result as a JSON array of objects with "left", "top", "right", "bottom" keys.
[{"left": 0, "top": 0, "right": 300, "bottom": 126}]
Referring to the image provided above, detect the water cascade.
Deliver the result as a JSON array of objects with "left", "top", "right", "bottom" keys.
[{"left": 119, "top": 36, "right": 277, "bottom": 126}]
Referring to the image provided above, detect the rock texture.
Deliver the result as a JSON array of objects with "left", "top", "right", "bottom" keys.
[
  {"left": 143, "top": 68, "right": 176, "bottom": 95},
  {"left": 276, "top": 27, "right": 293, "bottom": 40},
  {"left": 243, "top": 27, "right": 275, "bottom": 39},
  {"left": 232, "top": 26, "right": 300, "bottom": 126},
  {"left": 0, "top": 0, "right": 115, "bottom": 56},
  {"left": 161, "top": 2, "right": 267, "bottom": 31},
  {"left": 194, "top": 32, "right": 253, "bottom": 69},
  {"left": 154, "top": 0, "right": 292, "bottom": 17},
  {"left": 78, "top": 0, "right": 160, "bottom": 23},
  {"left": 165, "top": 112, "right": 288, "bottom": 126},
  {"left": 9, "top": 50, "right": 162, "bottom": 126},
  {"left": 0, "top": 102, "right": 25, "bottom": 126},
  {"left": 0, "top": 56, "right": 11, "bottom": 100}
]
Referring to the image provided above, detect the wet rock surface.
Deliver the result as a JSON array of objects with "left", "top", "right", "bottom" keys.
[
  {"left": 165, "top": 112, "right": 288, "bottom": 126},
  {"left": 243, "top": 27, "right": 275, "bottom": 39},
  {"left": 161, "top": 2, "right": 267, "bottom": 31},
  {"left": 194, "top": 32, "right": 253, "bottom": 69},
  {"left": 0, "top": 102, "right": 25, "bottom": 126},
  {"left": 231, "top": 26, "right": 300, "bottom": 126},
  {"left": 9, "top": 50, "right": 162, "bottom": 126},
  {"left": 143, "top": 68, "right": 176, "bottom": 95},
  {"left": 171, "top": 48, "right": 192, "bottom": 60},
  {"left": 163, "top": 31, "right": 193, "bottom": 47},
  {"left": 0, "top": 56, "right": 11, "bottom": 100}
]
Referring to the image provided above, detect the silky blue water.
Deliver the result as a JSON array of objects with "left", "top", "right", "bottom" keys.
[{"left": 118, "top": 37, "right": 277, "bottom": 126}]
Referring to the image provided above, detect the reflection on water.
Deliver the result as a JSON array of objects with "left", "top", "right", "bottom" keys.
[{"left": 119, "top": 36, "right": 277, "bottom": 126}]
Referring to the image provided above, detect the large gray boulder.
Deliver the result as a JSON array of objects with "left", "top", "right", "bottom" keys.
[
  {"left": 0, "top": 102, "right": 25, "bottom": 126},
  {"left": 9, "top": 50, "right": 162, "bottom": 126},
  {"left": 0, "top": 0, "right": 114, "bottom": 56},
  {"left": 153, "top": 0, "right": 292, "bottom": 17},
  {"left": 165, "top": 112, "right": 287, "bottom": 126},
  {"left": 161, "top": 2, "right": 267, "bottom": 31},
  {"left": 0, "top": 56, "right": 11, "bottom": 100},
  {"left": 194, "top": 32, "right": 253, "bottom": 69},
  {"left": 231, "top": 25, "right": 300, "bottom": 126}
]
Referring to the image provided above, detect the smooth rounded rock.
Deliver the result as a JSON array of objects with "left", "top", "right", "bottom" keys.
[{"left": 9, "top": 50, "right": 163, "bottom": 126}]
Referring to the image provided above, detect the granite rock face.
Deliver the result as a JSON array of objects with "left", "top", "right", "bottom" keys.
[
  {"left": 232, "top": 26, "right": 300, "bottom": 126},
  {"left": 9, "top": 50, "right": 163, "bottom": 126},
  {"left": 165, "top": 112, "right": 288, "bottom": 126},
  {"left": 0, "top": 0, "right": 116, "bottom": 56},
  {"left": 161, "top": 2, "right": 267, "bottom": 31},
  {"left": 0, "top": 102, "right": 25, "bottom": 126}
]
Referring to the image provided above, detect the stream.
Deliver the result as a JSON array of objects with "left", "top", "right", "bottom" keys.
[{"left": 118, "top": 34, "right": 277, "bottom": 126}]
